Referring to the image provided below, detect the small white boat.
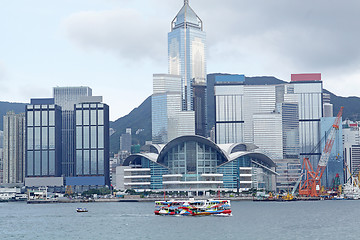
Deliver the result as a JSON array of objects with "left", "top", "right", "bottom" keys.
[{"left": 76, "top": 208, "right": 88, "bottom": 212}]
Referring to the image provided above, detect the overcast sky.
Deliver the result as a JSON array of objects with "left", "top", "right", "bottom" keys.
[{"left": 1, "top": 0, "right": 360, "bottom": 120}]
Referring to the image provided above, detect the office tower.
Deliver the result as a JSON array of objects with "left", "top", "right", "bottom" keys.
[
  {"left": 168, "top": 0, "right": 206, "bottom": 111},
  {"left": 253, "top": 113, "right": 283, "bottom": 160},
  {"left": 322, "top": 93, "right": 333, "bottom": 117},
  {"left": 25, "top": 99, "right": 62, "bottom": 178},
  {"left": 252, "top": 103, "right": 300, "bottom": 191},
  {"left": 192, "top": 81, "right": 206, "bottom": 136},
  {"left": 243, "top": 85, "right": 283, "bottom": 143},
  {"left": 70, "top": 97, "right": 110, "bottom": 186},
  {"left": 342, "top": 121, "right": 360, "bottom": 181},
  {"left": 152, "top": 74, "right": 182, "bottom": 144},
  {"left": 3, "top": 111, "right": 25, "bottom": 184},
  {"left": 152, "top": 74, "right": 195, "bottom": 144},
  {"left": 207, "top": 74, "right": 245, "bottom": 136},
  {"left": 25, "top": 89, "right": 109, "bottom": 189},
  {"left": 167, "top": 0, "right": 206, "bottom": 137},
  {"left": 53, "top": 87, "right": 92, "bottom": 177},
  {"left": 253, "top": 103, "right": 299, "bottom": 159},
  {"left": 214, "top": 76, "right": 245, "bottom": 144},
  {"left": 285, "top": 73, "right": 323, "bottom": 168},
  {"left": 120, "top": 129, "right": 132, "bottom": 153},
  {"left": 152, "top": 74, "right": 196, "bottom": 143}
]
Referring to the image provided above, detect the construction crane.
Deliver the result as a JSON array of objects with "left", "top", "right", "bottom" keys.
[{"left": 298, "top": 107, "right": 344, "bottom": 197}]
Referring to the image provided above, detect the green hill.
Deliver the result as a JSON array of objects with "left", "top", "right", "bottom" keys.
[{"left": 109, "top": 96, "right": 152, "bottom": 154}]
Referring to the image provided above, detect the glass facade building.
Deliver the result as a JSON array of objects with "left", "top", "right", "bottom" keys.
[
  {"left": 120, "top": 136, "right": 276, "bottom": 192},
  {"left": 53, "top": 87, "right": 92, "bottom": 177},
  {"left": 25, "top": 90, "right": 110, "bottom": 189},
  {"left": 215, "top": 83, "right": 245, "bottom": 144},
  {"left": 207, "top": 74, "right": 245, "bottom": 136},
  {"left": 152, "top": 74, "right": 195, "bottom": 144},
  {"left": 286, "top": 74, "right": 323, "bottom": 168},
  {"left": 25, "top": 99, "right": 62, "bottom": 177},
  {"left": 74, "top": 102, "right": 110, "bottom": 185},
  {"left": 168, "top": 1, "right": 206, "bottom": 111}
]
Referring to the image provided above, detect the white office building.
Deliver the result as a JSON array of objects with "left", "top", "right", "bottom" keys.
[{"left": 152, "top": 74, "right": 195, "bottom": 144}]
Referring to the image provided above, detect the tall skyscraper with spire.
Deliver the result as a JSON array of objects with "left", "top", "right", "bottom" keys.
[{"left": 168, "top": 0, "right": 206, "bottom": 112}]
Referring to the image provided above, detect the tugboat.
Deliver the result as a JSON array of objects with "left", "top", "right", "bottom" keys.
[{"left": 76, "top": 208, "right": 88, "bottom": 213}]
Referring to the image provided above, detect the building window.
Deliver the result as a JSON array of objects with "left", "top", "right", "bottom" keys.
[
  {"left": 42, "top": 111, "right": 48, "bottom": 126},
  {"left": 49, "top": 151, "right": 55, "bottom": 175},
  {"left": 27, "top": 111, "right": 33, "bottom": 126},
  {"left": 84, "top": 150, "right": 90, "bottom": 175},
  {"left": 98, "top": 150, "right": 104, "bottom": 174},
  {"left": 83, "top": 110, "right": 89, "bottom": 125},
  {"left": 76, "top": 150, "right": 82, "bottom": 175},
  {"left": 76, "top": 126, "right": 82, "bottom": 149},
  {"left": 27, "top": 128, "right": 34, "bottom": 150},
  {"left": 91, "top": 150, "right": 97, "bottom": 174},
  {"left": 49, "top": 111, "right": 55, "bottom": 126},
  {"left": 42, "top": 127, "right": 48, "bottom": 149},
  {"left": 91, "top": 126, "right": 97, "bottom": 149},
  {"left": 49, "top": 127, "right": 55, "bottom": 149},
  {"left": 76, "top": 110, "right": 82, "bottom": 126},
  {"left": 98, "top": 110, "right": 104, "bottom": 125},
  {"left": 42, "top": 151, "right": 48, "bottom": 175},
  {"left": 27, "top": 151, "right": 34, "bottom": 176},
  {"left": 34, "top": 151, "right": 40, "bottom": 175}
]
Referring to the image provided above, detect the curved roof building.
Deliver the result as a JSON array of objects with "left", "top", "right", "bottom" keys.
[{"left": 118, "top": 136, "right": 277, "bottom": 192}]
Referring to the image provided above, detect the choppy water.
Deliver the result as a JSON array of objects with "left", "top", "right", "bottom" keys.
[{"left": 0, "top": 200, "right": 359, "bottom": 239}]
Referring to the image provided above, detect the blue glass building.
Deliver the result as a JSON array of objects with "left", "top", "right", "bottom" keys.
[
  {"left": 68, "top": 100, "right": 110, "bottom": 187},
  {"left": 168, "top": 0, "right": 206, "bottom": 111},
  {"left": 25, "top": 98, "right": 62, "bottom": 177},
  {"left": 25, "top": 91, "right": 110, "bottom": 190}
]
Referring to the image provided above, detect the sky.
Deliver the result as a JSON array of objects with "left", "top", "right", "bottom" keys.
[{"left": 1, "top": 0, "right": 360, "bottom": 120}]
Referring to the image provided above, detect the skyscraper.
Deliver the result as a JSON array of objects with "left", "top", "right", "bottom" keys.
[
  {"left": 3, "top": 111, "right": 25, "bottom": 184},
  {"left": 70, "top": 97, "right": 110, "bottom": 187},
  {"left": 214, "top": 76, "right": 245, "bottom": 144},
  {"left": 25, "top": 88, "right": 110, "bottom": 189},
  {"left": 152, "top": 74, "right": 195, "bottom": 144},
  {"left": 168, "top": 0, "right": 206, "bottom": 111},
  {"left": 168, "top": 0, "right": 206, "bottom": 136},
  {"left": 285, "top": 73, "right": 323, "bottom": 168},
  {"left": 25, "top": 99, "right": 62, "bottom": 179},
  {"left": 53, "top": 87, "right": 92, "bottom": 176}
]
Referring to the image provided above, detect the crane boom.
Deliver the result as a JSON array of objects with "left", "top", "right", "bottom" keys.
[
  {"left": 316, "top": 107, "right": 343, "bottom": 179},
  {"left": 298, "top": 107, "right": 344, "bottom": 197}
]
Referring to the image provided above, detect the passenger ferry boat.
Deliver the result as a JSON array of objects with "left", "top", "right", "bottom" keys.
[{"left": 154, "top": 199, "right": 232, "bottom": 216}]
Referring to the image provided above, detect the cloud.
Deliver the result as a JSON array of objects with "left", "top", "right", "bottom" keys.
[
  {"left": 61, "top": 0, "right": 360, "bottom": 95},
  {"left": 198, "top": 0, "right": 360, "bottom": 72},
  {"left": 63, "top": 8, "right": 167, "bottom": 62}
]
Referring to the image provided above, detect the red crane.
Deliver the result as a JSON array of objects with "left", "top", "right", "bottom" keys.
[{"left": 298, "top": 107, "right": 344, "bottom": 197}]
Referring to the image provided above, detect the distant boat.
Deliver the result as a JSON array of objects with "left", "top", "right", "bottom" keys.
[{"left": 76, "top": 208, "right": 88, "bottom": 213}]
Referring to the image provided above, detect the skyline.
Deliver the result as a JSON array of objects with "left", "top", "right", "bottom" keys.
[{"left": 1, "top": 0, "right": 360, "bottom": 120}]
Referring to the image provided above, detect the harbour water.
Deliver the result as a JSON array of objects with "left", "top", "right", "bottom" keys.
[{"left": 1, "top": 200, "right": 359, "bottom": 239}]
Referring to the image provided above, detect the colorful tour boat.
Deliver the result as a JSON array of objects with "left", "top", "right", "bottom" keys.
[{"left": 154, "top": 199, "right": 232, "bottom": 216}]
